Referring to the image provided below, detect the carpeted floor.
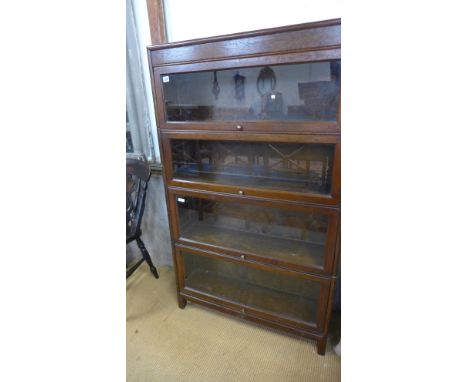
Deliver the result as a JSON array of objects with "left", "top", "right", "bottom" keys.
[{"left": 127, "top": 266, "right": 340, "bottom": 382}]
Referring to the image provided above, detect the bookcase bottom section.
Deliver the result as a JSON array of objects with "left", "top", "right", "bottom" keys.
[
  {"left": 179, "top": 291, "right": 328, "bottom": 355},
  {"left": 185, "top": 268, "right": 318, "bottom": 323},
  {"left": 182, "top": 250, "right": 320, "bottom": 325}
]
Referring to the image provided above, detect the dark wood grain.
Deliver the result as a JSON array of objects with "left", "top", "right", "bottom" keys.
[
  {"left": 148, "top": 19, "right": 341, "bottom": 355},
  {"left": 149, "top": 19, "right": 340, "bottom": 66}
]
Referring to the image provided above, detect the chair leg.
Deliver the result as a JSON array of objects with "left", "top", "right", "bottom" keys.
[
  {"left": 126, "top": 257, "right": 145, "bottom": 279},
  {"left": 136, "top": 237, "right": 159, "bottom": 279}
]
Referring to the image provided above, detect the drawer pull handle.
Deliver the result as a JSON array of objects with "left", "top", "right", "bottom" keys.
[
  {"left": 238, "top": 190, "right": 244, "bottom": 195},
  {"left": 241, "top": 255, "right": 245, "bottom": 260},
  {"left": 236, "top": 125, "right": 243, "bottom": 131}
]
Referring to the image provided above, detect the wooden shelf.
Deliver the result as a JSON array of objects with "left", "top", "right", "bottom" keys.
[
  {"left": 181, "top": 222, "right": 325, "bottom": 268},
  {"left": 185, "top": 268, "right": 318, "bottom": 325},
  {"left": 174, "top": 165, "right": 329, "bottom": 195}
]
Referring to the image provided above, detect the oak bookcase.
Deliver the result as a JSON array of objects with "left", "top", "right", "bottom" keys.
[{"left": 148, "top": 18, "right": 341, "bottom": 355}]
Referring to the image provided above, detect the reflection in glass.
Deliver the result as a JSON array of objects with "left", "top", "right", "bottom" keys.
[
  {"left": 162, "top": 61, "right": 340, "bottom": 122},
  {"left": 183, "top": 251, "right": 320, "bottom": 324},
  {"left": 171, "top": 140, "right": 334, "bottom": 195},
  {"left": 177, "top": 195, "right": 329, "bottom": 268}
]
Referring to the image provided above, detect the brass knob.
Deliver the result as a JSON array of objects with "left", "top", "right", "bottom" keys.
[
  {"left": 236, "top": 125, "right": 243, "bottom": 131},
  {"left": 238, "top": 190, "right": 244, "bottom": 195},
  {"left": 241, "top": 255, "right": 245, "bottom": 260}
]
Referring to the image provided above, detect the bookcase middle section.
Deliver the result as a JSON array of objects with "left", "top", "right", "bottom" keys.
[{"left": 168, "top": 189, "right": 339, "bottom": 276}]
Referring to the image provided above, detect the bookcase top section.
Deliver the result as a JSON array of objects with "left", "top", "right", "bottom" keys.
[{"left": 148, "top": 18, "right": 341, "bottom": 67}]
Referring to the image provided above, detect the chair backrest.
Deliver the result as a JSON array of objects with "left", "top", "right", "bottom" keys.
[{"left": 126, "top": 158, "right": 151, "bottom": 239}]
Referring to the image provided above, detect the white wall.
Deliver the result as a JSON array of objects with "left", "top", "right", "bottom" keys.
[{"left": 164, "top": 0, "right": 341, "bottom": 42}]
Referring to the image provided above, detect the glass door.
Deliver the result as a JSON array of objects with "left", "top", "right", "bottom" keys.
[
  {"left": 162, "top": 133, "right": 340, "bottom": 205},
  {"left": 154, "top": 58, "right": 341, "bottom": 133},
  {"left": 161, "top": 61, "right": 340, "bottom": 123},
  {"left": 172, "top": 140, "right": 333, "bottom": 194},
  {"left": 171, "top": 192, "right": 339, "bottom": 274},
  {"left": 179, "top": 248, "right": 330, "bottom": 329}
]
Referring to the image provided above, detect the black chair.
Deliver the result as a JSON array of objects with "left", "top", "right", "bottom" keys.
[{"left": 126, "top": 158, "right": 159, "bottom": 279}]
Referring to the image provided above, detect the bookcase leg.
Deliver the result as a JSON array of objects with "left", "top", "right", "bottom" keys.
[
  {"left": 317, "top": 337, "right": 327, "bottom": 355},
  {"left": 178, "top": 295, "right": 187, "bottom": 309}
]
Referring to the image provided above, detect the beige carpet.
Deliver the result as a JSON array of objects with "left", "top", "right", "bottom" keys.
[{"left": 127, "top": 266, "right": 340, "bottom": 382}]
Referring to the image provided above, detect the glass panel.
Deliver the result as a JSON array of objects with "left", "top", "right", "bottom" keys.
[
  {"left": 162, "top": 61, "right": 340, "bottom": 122},
  {"left": 183, "top": 251, "right": 320, "bottom": 324},
  {"left": 177, "top": 196, "right": 328, "bottom": 268},
  {"left": 171, "top": 140, "right": 334, "bottom": 195}
]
